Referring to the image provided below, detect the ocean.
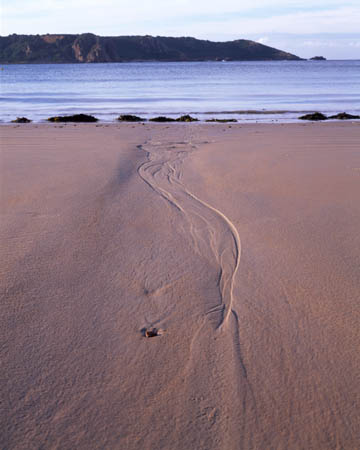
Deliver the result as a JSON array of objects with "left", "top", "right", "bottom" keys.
[{"left": 1, "top": 60, "right": 359, "bottom": 123}]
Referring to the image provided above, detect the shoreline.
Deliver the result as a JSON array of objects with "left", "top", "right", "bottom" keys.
[
  {"left": 2, "top": 117, "right": 360, "bottom": 126},
  {"left": 2, "top": 109, "right": 360, "bottom": 125}
]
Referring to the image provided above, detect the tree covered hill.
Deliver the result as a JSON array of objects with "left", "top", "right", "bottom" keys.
[{"left": 0, "top": 33, "right": 302, "bottom": 63}]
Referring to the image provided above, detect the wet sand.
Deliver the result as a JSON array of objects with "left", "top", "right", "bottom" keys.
[{"left": 1, "top": 122, "right": 359, "bottom": 449}]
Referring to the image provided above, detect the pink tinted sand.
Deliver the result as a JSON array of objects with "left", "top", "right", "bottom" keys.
[{"left": 1, "top": 122, "right": 359, "bottom": 449}]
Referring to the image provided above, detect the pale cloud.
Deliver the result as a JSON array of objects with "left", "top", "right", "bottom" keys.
[
  {"left": 160, "top": 7, "right": 360, "bottom": 36},
  {"left": 257, "top": 37, "right": 270, "bottom": 45},
  {"left": 304, "top": 40, "right": 337, "bottom": 48},
  {"left": 0, "top": 1, "right": 346, "bottom": 18},
  {"left": 2, "top": 1, "right": 360, "bottom": 28}
]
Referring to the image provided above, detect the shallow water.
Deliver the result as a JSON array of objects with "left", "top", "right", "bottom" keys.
[{"left": 1, "top": 60, "right": 359, "bottom": 122}]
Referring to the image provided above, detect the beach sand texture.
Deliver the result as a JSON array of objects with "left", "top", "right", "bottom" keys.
[{"left": 1, "top": 123, "right": 359, "bottom": 449}]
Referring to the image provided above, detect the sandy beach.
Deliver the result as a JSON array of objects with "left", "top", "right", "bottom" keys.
[{"left": 1, "top": 122, "right": 359, "bottom": 449}]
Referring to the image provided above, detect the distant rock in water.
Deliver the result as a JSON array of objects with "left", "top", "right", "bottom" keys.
[
  {"left": 149, "top": 116, "right": 176, "bottom": 122},
  {"left": 176, "top": 115, "right": 198, "bottom": 122},
  {"left": 11, "top": 117, "right": 31, "bottom": 123},
  {"left": 328, "top": 112, "right": 360, "bottom": 120},
  {"left": 206, "top": 118, "right": 237, "bottom": 123},
  {"left": 117, "top": 114, "right": 146, "bottom": 122},
  {"left": 299, "top": 112, "right": 328, "bottom": 121},
  {"left": 310, "top": 56, "right": 326, "bottom": 61},
  {"left": 0, "top": 33, "right": 302, "bottom": 63},
  {"left": 47, "top": 114, "right": 98, "bottom": 122}
]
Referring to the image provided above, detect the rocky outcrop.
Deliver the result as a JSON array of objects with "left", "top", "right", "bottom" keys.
[
  {"left": 176, "top": 115, "right": 198, "bottom": 122},
  {"left": 117, "top": 115, "right": 146, "bottom": 122},
  {"left": 299, "top": 112, "right": 328, "bottom": 121},
  {"left": 328, "top": 112, "right": 360, "bottom": 120},
  {"left": 42, "top": 35, "right": 65, "bottom": 44},
  {"left": 149, "top": 116, "right": 176, "bottom": 122},
  {"left": 47, "top": 114, "right": 98, "bottom": 122},
  {"left": 299, "top": 112, "right": 360, "bottom": 121},
  {"left": 11, "top": 117, "right": 31, "bottom": 123},
  {"left": 71, "top": 34, "right": 111, "bottom": 63},
  {"left": 0, "top": 34, "right": 303, "bottom": 63}
]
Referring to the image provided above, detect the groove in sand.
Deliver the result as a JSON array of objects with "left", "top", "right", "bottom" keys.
[
  {"left": 136, "top": 139, "right": 258, "bottom": 440},
  {"left": 137, "top": 140, "right": 241, "bottom": 330}
]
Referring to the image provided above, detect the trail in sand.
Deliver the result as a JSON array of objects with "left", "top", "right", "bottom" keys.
[
  {"left": 137, "top": 139, "right": 241, "bottom": 330},
  {"left": 137, "top": 138, "right": 256, "bottom": 449}
]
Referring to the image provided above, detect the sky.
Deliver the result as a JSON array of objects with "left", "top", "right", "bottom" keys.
[{"left": 1, "top": 0, "right": 359, "bottom": 59}]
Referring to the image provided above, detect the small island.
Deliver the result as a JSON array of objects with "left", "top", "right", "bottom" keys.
[{"left": 310, "top": 56, "right": 327, "bottom": 61}]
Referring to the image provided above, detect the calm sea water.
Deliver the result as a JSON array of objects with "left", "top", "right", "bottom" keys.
[{"left": 1, "top": 61, "right": 359, "bottom": 123}]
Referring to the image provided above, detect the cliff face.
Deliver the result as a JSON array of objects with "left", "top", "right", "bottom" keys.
[{"left": 0, "top": 34, "right": 302, "bottom": 63}]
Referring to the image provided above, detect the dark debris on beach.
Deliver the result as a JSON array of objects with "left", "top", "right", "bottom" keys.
[{"left": 206, "top": 118, "right": 237, "bottom": 123}]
